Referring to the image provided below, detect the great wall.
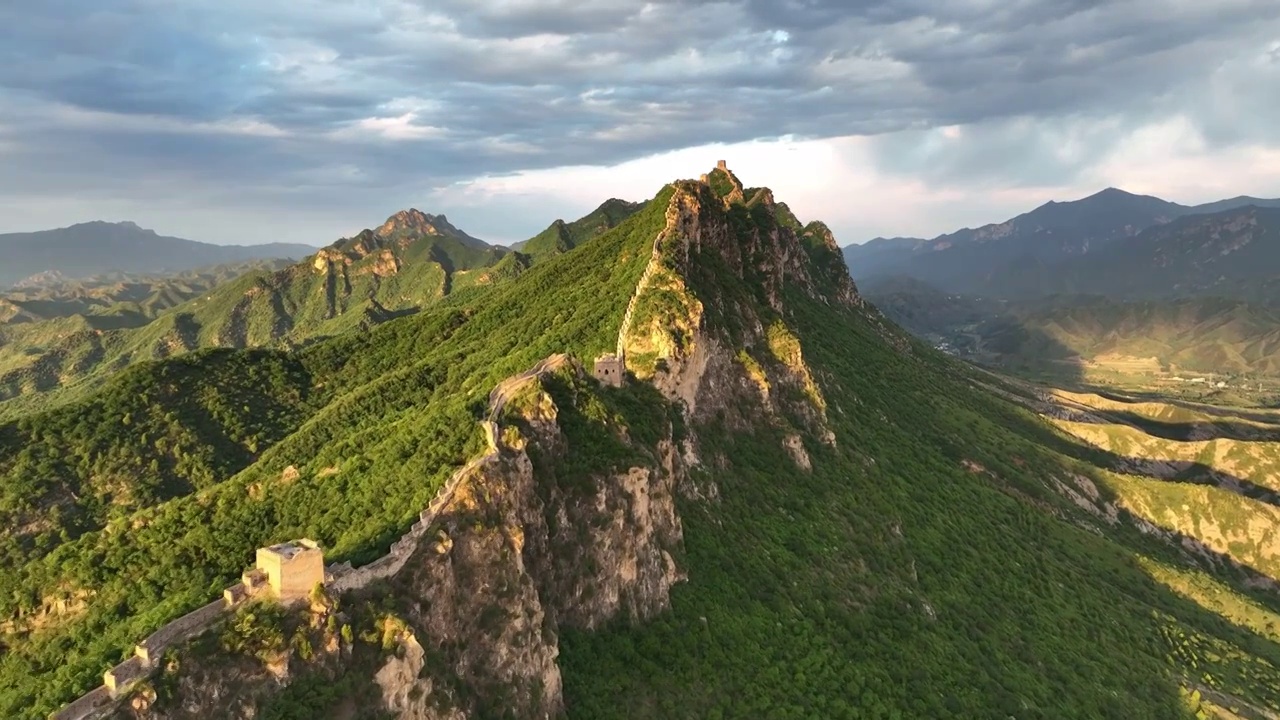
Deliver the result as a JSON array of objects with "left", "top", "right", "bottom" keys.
[
  {"left": 592, "top": 174, "right": 675, "bottom": 387},
  {"left": 50, "top": 163, "right": 709, "bottom": 720}
]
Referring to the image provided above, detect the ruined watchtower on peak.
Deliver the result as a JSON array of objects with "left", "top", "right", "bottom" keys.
[
  {"left": 594, "top": 353, "right": 625, "bottom": 387},
  {"left": 254, "top": 539, "right": 325, "bottom": 602},
  {"left": 701, "top": 160, "right": 730, "bottom": 184}
]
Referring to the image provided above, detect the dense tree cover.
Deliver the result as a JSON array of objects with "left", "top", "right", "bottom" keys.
[
  {"left": 5, "top": 172, "right": 1280, "bottom": 720},
  {"left": 522, "top": 198, "right": 643, "bottom": 259},
  {"left": 0, "top": 216, "right": 511, "bottom": 419},
  {"left": 0, "top": 186, "right": 673, "bottom": 719},
  {"left": 0, "top": 349, "right": 318, "bottom": 571},
  {"left": 0, "top": 259, "right": 292, "bottom": 333}
]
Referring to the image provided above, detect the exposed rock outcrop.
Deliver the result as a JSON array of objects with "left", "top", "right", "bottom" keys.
[
  {"left": 116, "top": 358, "right": 685, "bottom": 720},
  {"left": 378, "top": 362, "right": 685, "bottom": 718},
  {"left": 620, "top": 170, "right": 858, "bottom": 463}
]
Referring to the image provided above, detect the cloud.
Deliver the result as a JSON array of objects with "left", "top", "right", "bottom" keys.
[{"left": 0, "top": 0, "right": 1277, "bottom": 245}]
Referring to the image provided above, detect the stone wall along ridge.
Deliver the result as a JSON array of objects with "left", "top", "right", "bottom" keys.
[
  {"left": 54, "top": 352, "right": 597, "bottom": 717},
  {"left": 333, "top": 354, "right": 573, "bottom": 595},
  {"left": 134, "top": 599, "right": 226, "bottom": 664},
  {"left": 329, "top": 417, "right": 503, "bottom": 594},
  {"left": 615, "top": 211, "right": 672, "bottom": 358}
]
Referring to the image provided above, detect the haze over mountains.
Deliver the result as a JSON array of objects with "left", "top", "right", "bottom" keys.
[
  {"left": 845, "top": 187, "right": 1280, "bottom": 379},
  {"left": 845, "top": 189, "right": 1280, "bottom": 299},
  {"left": 0, "top": 221, "right": 318, "bottom": 289}
]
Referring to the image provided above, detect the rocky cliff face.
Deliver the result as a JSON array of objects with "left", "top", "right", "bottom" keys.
[
  {"left": 622, "top": 172, "right": 862, "bottom": 467},
  {"left": 376, "top": 366, "right": 685, "bottom": 719},
  {"left": 115, "top": 360, "right": 686, "bottom": 720}
]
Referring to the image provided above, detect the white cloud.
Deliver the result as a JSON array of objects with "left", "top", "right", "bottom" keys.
[
  {"left": 333, "top": 114, "right": 446, "bottom": 141},
  {"left": 1086, "top": 116, "right": 1280, "bottom": 200},
  {"left": 428, "top": 118, "right": 1280, "bottom": 246},
  {"left": 46, "top": 104, "right": 291, "bottom": 137}
]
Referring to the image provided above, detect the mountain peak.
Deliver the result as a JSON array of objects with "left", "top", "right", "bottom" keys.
[
  {"left": 377, "top": 208, "right": 453, "bottom": 238},
  {"left": 698, "top": 160, "right": 745, "bottom": 203},
  {"left": 1094, "top": 187, "right": 1132, "bottom": 197},
  {"left": 68, "top": 219, "right": 150, "bottom": 233}
]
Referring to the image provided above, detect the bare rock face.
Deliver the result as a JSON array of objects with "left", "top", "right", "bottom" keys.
[
  {"left": 375, "top": 367, "right": 686, "bottom": 719},
  {"left": 377, "top": 209, "right": 458, "bottom": 241},
  {"left": 622, "top": 174, "right": 856, "bottom": 466}
]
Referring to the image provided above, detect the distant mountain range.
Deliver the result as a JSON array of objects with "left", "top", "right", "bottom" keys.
[
  {"left": 0, "top": 201, "right": 634, "bottom": 415},
  {"left": 848, "top": 188, "right": 1280, "bottom": 379},
  {"left": 0, "top": 221, "right": 317, "bottom": 288},
  {"left": 845, "top": 189, "right": 1280, "bottom": 298}
]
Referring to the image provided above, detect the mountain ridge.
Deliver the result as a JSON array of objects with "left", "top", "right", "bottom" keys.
[
  {"left": 0, "top": 221, "right": 316, "bottom": 288},
  {"left": 0, "top": 209, "right": 514, "bottom": 417},
  {"left": 844, "top": 187, "right": 1280, "bottom": 296},
  {"left": 518, "top": 198, "right": 643, "bottom": 257},
  {"left": 7, "top": 165, "right": 1280, "bottom": 719}
]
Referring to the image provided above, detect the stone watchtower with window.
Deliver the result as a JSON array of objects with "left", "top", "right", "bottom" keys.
[{"left": 593, "top": 352, "right": 625, "bottom": 387}]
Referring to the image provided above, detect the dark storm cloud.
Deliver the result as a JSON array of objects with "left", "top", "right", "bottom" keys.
[{"left": 0, "top": 0, "right": 1277, "bottom": 241}]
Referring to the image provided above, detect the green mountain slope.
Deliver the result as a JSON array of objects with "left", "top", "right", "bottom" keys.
[
  {"left": 5, "top": 168, "right": 1280, "bottom": 720},
  {"left": 978, "top": 296, "right": 1280, "bottom": 377},
  {"left": 521, "top": 198, "right": 643, "bottom": 258},
  {"left": 0, "top": 211, "right": 512, "bottom": 417},
  {"left": 0, "top": 221, "right": 315, "bottom": 288},
  {"left": 0, "top": 260, "right": 293, "bottom": 328},
  {"left": 0, "top": 261, "right": 293, "bottom": 385}
]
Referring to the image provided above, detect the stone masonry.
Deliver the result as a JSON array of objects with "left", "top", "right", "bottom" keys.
[
  {"left": 593, "top": 354, "right": 625, "bottom": 387},
  {"left": 52, "top": 538, "right": 332, "bottom": 720},
  {"left": 256, "top": 540, "right": 325, "bottom": 602}
]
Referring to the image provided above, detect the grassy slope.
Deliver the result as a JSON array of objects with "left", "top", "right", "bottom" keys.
[{"left": 982, "top": 296, "right": 1280, "bottom": 377}]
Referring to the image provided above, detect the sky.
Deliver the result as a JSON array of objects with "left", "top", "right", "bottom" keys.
[{"left": 1, "top": 1, "right": 1278, "bottom": 247}]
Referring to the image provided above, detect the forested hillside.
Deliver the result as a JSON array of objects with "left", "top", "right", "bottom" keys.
[
  {"left": 5, "top": 168, "right": 1280, "bottom": 720},
  {"left": 520, "top": 198, "right": 643, "bottom": 258},
  {"left": 0, "top": 211, "right": 513, "bottom": 418}
]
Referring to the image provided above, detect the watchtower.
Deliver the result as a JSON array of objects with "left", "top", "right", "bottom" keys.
[
  {"left": 593, "top": 353, "right": 625, "bottom": 387},
  {"left": 716, "top": 159, "right": 728, "bottom": 171},
  {"left": 255, "top": 539, "right": 325, "bottom": 601}
]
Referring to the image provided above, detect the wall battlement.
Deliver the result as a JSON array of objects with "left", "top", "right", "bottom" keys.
[{"left": 51, "top": 539, "right": 328, "bottom": 720}]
